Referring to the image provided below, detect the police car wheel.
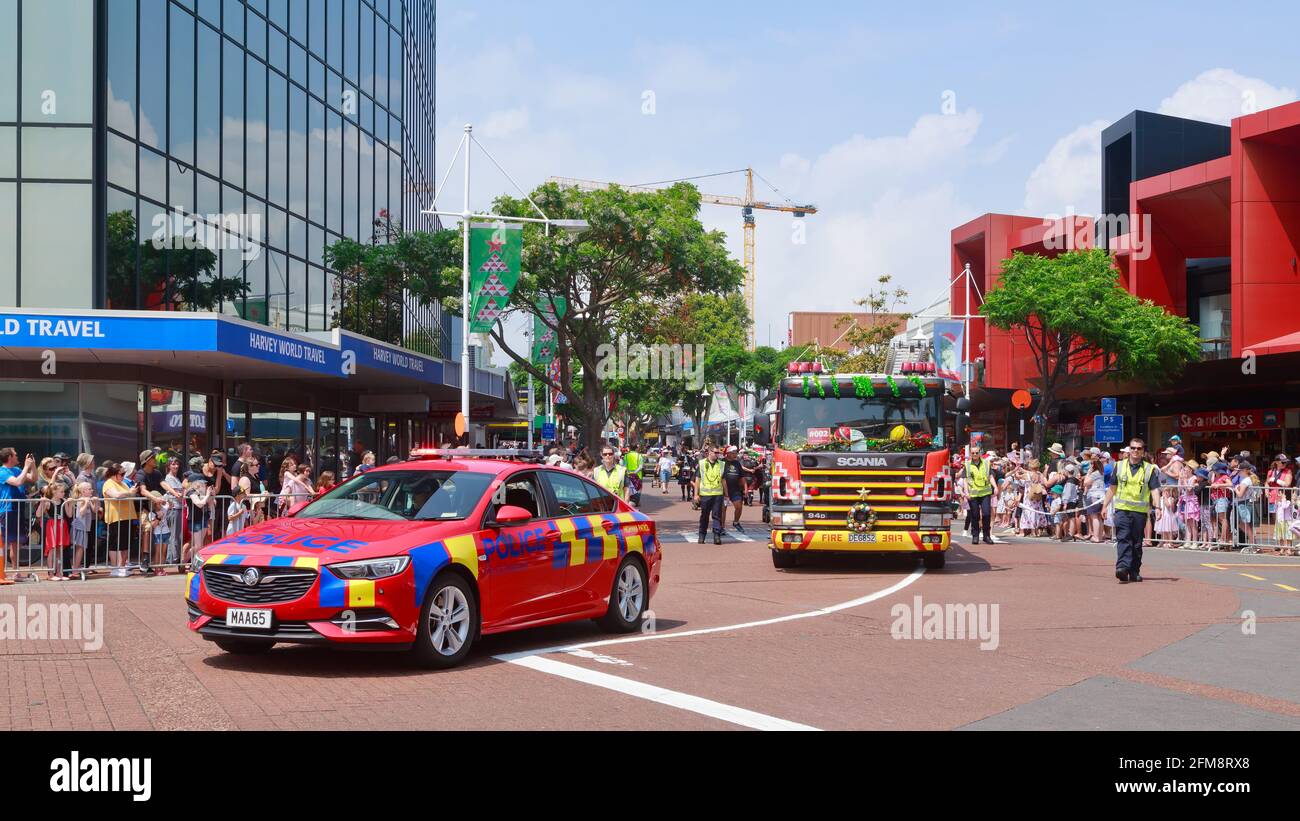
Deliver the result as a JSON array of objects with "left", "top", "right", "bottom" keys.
[
  {"left": 922, "top": 553, "right": 946, "bottom": 570},
  {"left": 597, "top": 557, "right": 646, "bottom": 633},
  {"left": 213, "top": 638, "right": 274, "bottom": 655},
  {"left": 412, "top": 572, "right": 479, "bottom": 669},
  {"left": 771, "top": 549, "right": 798, "bottom": 569}
]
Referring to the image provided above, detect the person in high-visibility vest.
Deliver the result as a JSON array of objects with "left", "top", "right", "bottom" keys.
[
  {"left": 966, "top": 449, "right": 997, "bottom": 545},
  {"left": 693, "top": 445, "right": 725, "bottom": 545},
  {"left": 1103, "top": 437, "right": 1161, "bottom": 583},
  {"left": 593, "top": 447, "right": 630, "bottom": 501}
]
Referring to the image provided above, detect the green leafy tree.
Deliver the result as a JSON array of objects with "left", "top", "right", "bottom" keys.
[
  {"left": 980, "top": 249, "right": 1201, "bottom": 455},
  {"left": 323, "top": 223, "right": 460, "bottom": 348},
  {"left": 833, "top": 274, "right": 911, "bottom": 374},
  {"left": 106, "top": 210, "right": 247, "bottom": 311},
  {"left": 485, "top": 182, "right": 745, "bottom": 453}
]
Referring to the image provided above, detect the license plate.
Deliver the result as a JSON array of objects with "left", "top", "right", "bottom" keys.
[
  {"left": 848, "top": 533, "right": 877, "bottom": 543},
  {"left": 226, "top": 608, "right": 273, "bottom": 630}
]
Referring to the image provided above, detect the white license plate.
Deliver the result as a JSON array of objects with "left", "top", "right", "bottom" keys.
[
  {"left": 848, "top": 533, "right": 877, "bottom": 543},
  {"left": 226, "top": 608, "right": 273, "bottom": 630}
]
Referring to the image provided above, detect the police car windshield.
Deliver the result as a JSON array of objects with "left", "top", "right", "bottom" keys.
[
  {"left": 780, "top": 394, "right": 942, "bottom": 450},
  {"left": 295, "top": 470, "right": 495, "bottom": 522}
]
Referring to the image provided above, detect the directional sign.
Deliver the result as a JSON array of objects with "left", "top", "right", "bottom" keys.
[
  {"left": 542, "top": 422, "right": 556, "bottom": 440},
  {"left": 1101, "top": 397, "right": 1117, "bottom": 415},
  {"left": 1094, "top": 414, "right": 1124, "bottom": 444}
]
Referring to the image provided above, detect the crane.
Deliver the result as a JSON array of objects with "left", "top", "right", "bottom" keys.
[{"left": 546, "top": 169, "right": 817, "bottom": 350}]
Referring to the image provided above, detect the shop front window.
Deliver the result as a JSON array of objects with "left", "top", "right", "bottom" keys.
[
  {"left": 0, "top": 381, "right": 79, "bottom": 462},
  {"left": 80, "top": 383, "right": 143, "bottom": 463}
]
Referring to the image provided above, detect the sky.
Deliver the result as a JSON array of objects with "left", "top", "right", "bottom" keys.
[{"left": 433, "top": 0, "right": 1299, "bottom": 359}]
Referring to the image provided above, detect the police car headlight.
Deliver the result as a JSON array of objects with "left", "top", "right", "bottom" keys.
[
  {"left": 920, "top": 513, "right": 946, "bottom": 529},
  {"left": 190, "top": 555, "right": 206, "bottom": 573},
  {"left": 774, "top": 512, "right": 804, "bottom": 528},
  {"left": 328, "top": 556, "right": 411, "bottom": 580}
]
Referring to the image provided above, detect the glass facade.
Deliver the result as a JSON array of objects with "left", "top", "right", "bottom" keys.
[
  {"left": 0, "top": 0, "right": 96, "bottom": 308},
  {"left": 2, "top": 0, "right": 438, "bottom": 346}
]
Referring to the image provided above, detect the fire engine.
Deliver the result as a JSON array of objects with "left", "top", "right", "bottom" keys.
[{"left": 762, "top": 362, "right": 968, "bottom": 569}]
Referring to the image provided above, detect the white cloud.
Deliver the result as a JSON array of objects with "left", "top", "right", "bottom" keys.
[
  {"left": 479, "top": 107, "right": 531, "bottom": 139},
  {"left": 1023, "top": 119, "right": 1107, "bottom": 216},
  {"left": 1159, "top": 68, "right": 1296, "bottom": 125},
  {"left": 1021, "top": 69, "right": 1298, "bottom": 218}
]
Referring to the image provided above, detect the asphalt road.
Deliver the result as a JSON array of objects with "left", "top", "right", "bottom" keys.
[{"left": 2, "top": 488, "right": 1298, "bottom": 731}]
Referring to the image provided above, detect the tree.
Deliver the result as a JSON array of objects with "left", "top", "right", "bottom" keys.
[
  {"left": 980, "top": 249, "right": 1201, "bottom": 455},
  {"left": 485, "top": 182, "right": 745, "bottom": 454},
  {"left": 323, "top": 221, "right": 460, "bottom": 350},
  {"left": 106, "top": 210, "right": 248, "bottom": 311},
  {"left": 832, "top": 274, "right": 911, "bottom": 373}
]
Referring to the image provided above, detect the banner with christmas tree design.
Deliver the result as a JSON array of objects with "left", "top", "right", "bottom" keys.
[
  {"left": 531, "top": 295, "right": 568, "bottom": 364},
  {"left": 467, "top": 222, "right": 523, "bottom": 333}
]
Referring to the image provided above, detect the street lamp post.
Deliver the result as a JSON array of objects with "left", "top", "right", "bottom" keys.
[{"left": 421, "top": 123, "right": 588, "bottom": 446}]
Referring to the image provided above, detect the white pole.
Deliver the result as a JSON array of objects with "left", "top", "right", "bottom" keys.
[
  {"left": 460, "top": 124, "right": 472, "bottom": 444},
  {"left": 527, "top": 372, "right": 535, "bottom": 450},
  {"left": 962, "top": 262, "right": 972, "bottom": 463}
]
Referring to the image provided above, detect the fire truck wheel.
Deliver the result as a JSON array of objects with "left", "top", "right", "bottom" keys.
[
  {"left": 771, "top": 549, "right": 798, "bottom": 569},
  {"left": 922, "top": 553, "right": 946, "bottom": 570}
]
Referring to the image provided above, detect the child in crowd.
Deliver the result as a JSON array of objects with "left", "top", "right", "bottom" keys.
[
  {"left": 150, "top": 490, "right": 172, "bottom": 575},
  {"left": 71, "top": 481, "right": 97, "bottom": 579},
  {"left": 1049, "top": 485, "right": 1066, "bottom": 540},
  {"left": 35, "top": 483, "right": 74, "bottom": 581},
  {"left": 1155, "top": 487, "right": 1180, "bottom": 549},
  {"left": 226, "top": 479, "right": 253, "bottom": 535},
  {"left": 1179, "top": 469, "right": 1203, "bottom": 549},
  {"left": 185, "top": 474, "right": 213, "bottom": 561}
]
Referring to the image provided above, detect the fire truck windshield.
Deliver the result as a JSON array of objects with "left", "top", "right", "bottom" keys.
[{"left": 779, "top": 394, "right": 943, "bottom": 450}]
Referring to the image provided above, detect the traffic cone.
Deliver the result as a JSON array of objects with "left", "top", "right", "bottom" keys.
[{"left": 0, "top": 551, "right": 14, "bottom": 585}]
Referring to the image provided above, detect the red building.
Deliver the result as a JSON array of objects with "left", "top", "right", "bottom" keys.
[{"left": 951, "top": 103, "right": 1300, "bottom": 456}]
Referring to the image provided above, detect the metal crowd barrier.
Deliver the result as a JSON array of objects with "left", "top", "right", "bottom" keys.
[
  {"left": 983, "top": 476, "right": 1299, "bottom": 554},
  {"left": 0, "top": 492, "right": 315, "bottom": 582}
]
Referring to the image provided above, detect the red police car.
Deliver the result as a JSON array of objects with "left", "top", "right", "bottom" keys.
[{"left": 185, "top": 450, "right": 660, "bottom": 668}]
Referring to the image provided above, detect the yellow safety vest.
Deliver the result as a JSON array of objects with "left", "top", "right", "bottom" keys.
[
  {"left": 593, "top": 465, "right": 628, "bottom": 499},
  {"left": 697, "top": 460, "right": 724, "bottom": 496},
  {"left": 966, "top": 459, "right": 992, "bottom": 498},
  {"left": 1115, "top": 460, "right": 1155, "bottom": 513},
  {"left": 625, "top": 452, "right": 642, "bottom": 473}
]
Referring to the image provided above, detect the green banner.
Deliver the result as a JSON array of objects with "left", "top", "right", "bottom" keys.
[
  {"left": 531, "top": 295, "right": 568, "bottom": 364},
  {"left": 468, "top": 222, "right": 523, "bottom": 333}
]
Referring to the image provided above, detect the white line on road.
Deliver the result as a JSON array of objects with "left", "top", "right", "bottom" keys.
[
  {"left": 506, "top": 654, "right": 819, "bottom": 731},
  {"left": 495, "top": 564, "right": 925, "bottom": 731}
]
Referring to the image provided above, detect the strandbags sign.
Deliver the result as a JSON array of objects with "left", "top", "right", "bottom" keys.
[
  {"left": 1178, "top": 409, "right": 1281, "bottom": 432},
  {"left": 468, "top": 222, "right": 523, "bottom": 333}
]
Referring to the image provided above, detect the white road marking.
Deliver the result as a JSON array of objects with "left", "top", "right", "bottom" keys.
[
  {"left": 507, "top": 654, "right": 819, "bottom": 731},
  {"left": 495, "top": 561, "right": 925, "bottom": 731},
  {"left": 565, "top": 648, "right": 633, "bottom": 667},
  {"left": 676, "top": 529, "right": 758, "bottom": 543}
]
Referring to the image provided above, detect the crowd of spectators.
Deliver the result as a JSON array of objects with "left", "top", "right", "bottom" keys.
[{"left": 0, "top": 443, "right": 336, "bottom": 581}]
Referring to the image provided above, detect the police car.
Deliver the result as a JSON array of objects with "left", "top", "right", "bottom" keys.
[{"left": 185, "top": 450, "right": 661, "bottom": 668}]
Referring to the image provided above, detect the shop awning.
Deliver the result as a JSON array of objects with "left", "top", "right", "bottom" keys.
[
  {"left": 0, "top": 308, "right": 511, "bottom": 406},
  {"left": 1244, "top": 330, "right": 1300, "bottom": 357}
]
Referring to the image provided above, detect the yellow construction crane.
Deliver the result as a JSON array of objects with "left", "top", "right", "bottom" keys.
[{"left": 547, "top": 169, "right": 817, "bottom": 349}]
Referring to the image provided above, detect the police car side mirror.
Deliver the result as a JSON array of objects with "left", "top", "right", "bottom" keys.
[{"left": 491, "top": 505, "right": 533, "bottom": 526}]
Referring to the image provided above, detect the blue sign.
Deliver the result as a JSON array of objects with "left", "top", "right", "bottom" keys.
[
  {"left": 1094, "top": 414, "right": 1124, "bottom": 443},
  {"left": 1101, "top": 397, "right": 1117, "bottom": 415},
  {"left": 0, "top": 311, "right": 340, "bottom": 375},
  {"left": 341, "top": 333, "right": 444, "bottom": 384},
  {"left": 542, "top": 422, "right": 556, "bottom": 440}
]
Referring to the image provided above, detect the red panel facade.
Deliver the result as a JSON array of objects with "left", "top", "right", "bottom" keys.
[
  {"left": 1232, "top": 102, "right": 1300, "bottom": 355},
  {"left": 958, "top": 99, "right": 1300, "bottom": 384}
]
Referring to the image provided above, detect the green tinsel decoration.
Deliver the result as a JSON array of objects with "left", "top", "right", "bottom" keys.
[
  {"left": 886, "top": 375, "right": 900, "bottom": 398},
  {"left": 830, "top": 378, "right": 841, "bottom": 399},
  {"left": 815, "top": 377, "right": 826, "bottom": 398},
  {"left": 802, "top": 375, "right": 811, "bottom": 398},
  {"left": 907, "top": 375, "right": 927, "bottom": 397},
  {"left": 851, "top": 376, "right": 875, "bottom": 398}
]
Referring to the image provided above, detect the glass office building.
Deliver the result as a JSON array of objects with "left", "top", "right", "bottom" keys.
[{"left": 0, "top": 0, "right": 515, "bottom": 475}]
